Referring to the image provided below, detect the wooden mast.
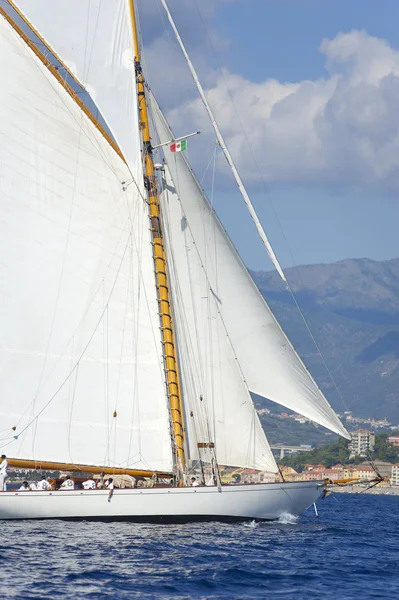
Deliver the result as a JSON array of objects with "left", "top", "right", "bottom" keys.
[
  {"left": 4, "top": 458, "right": 172, "bottom": 480},
  {"left": 127, "top": 1, "right": 186, "bottom": 477}
]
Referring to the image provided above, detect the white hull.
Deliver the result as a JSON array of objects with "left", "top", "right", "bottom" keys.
[{"left": 0, "top": 482, "right": 324, "bottom": 521}]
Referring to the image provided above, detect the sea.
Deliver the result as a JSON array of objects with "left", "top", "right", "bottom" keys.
[{"left": 0, "top": 493, "right": 397, "bottom": 599}]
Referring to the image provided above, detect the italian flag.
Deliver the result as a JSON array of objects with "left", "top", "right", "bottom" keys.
[{"left": 170, "top": 139, "right": 187, "bottom": 153}]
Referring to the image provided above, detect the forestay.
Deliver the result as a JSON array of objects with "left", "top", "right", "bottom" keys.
[
  {"left": 0, "top": 15, "right": 172, "bottom": 471},
  {"left": 150, "top": 92, "right": 350, "bottom": 441},
  {"left": 15, "top": 0, "right": 141, "bottom": 178}
]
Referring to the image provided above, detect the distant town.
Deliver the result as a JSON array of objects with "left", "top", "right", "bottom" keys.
[{"left": 219, "top": 428, "right": 399, "bottom": 489}]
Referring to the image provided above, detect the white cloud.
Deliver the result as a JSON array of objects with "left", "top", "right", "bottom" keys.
[{"left": 164, "top": 30, "right": 399, "bottom": 189}]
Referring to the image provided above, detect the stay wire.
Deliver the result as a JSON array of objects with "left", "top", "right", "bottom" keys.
[{"left": 190, "top": 0, "right": 350, "bottom": 415}]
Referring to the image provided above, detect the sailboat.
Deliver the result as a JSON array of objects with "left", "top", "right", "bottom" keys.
[{"left": 0, "top": 0, "right": 350, "bottom": 521}]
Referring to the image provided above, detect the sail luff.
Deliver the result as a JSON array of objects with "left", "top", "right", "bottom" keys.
[
  {"left": 159, "top": 0, "right": 286, "bottom": 283},
  {"left": 127, "top": 0, "right": 186, "bottom": 475},
  {"left": 0, "top": 4, "right": 125, "bottom": 163}
]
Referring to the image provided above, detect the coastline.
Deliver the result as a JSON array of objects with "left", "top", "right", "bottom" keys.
[{"left": 331, "top": 485, "right": 399, "bottom": 495}]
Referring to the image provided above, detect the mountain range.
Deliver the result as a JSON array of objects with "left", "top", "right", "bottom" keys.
[{"left": 252, "top": 257, "right": 399, "bottom": 423}]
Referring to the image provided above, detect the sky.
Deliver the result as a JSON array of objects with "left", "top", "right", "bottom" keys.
[
  {"left": 9, "top": 0, "right": 399, "bottom": 272},
  {"left": 137, "top": 0, "right": 399, "bottom": 271}
]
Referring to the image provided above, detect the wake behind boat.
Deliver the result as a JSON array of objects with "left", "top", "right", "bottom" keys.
[{"left": 0, "top": 0, "right": 349, "bottom": 521}]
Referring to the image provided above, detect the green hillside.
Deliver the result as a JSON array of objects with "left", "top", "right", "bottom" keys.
[{"left": 253, "top": 257, "right": 399, "bottom": 423}]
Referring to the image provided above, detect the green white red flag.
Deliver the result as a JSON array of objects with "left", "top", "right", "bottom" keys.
[{"left": 170, "top": 139, "right": 187, "bottom": 153}]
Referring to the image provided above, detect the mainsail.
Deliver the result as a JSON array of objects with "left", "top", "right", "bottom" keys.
[
  {"left": 0, "top": 12, "right": 173, "bottom": 471},
  {"left": 149, "top": 92, "right": 350, "bottom": 441}
]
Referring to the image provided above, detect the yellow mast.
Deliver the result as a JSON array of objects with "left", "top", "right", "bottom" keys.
[
  {"left": 4, "top": 458, "right": 172, "bottom": 480},
  {"left": 128, "top": 1, "right": 186, "bottom": 477}
]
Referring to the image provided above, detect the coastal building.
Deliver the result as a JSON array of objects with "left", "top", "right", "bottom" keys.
[
  {"left": 391, "top": 465, "right": 399, "bottom": 486},
  {"left": 349, "top": 430, "right": 375, "bottom": 457},
  {"left": 388, "top": 436, "right": 399, "bottom": 447},
  {"left": 355, "top": 466, "right": 376, "bottom": 481}
]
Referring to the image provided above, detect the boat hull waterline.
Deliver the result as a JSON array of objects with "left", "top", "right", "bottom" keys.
[{"left": 0, "top": 481, "right": 324, "bottom": 521}]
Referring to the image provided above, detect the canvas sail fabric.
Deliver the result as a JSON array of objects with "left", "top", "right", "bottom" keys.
[
  {"left": 15, "top": 0, "right": 141, "bottom": 179},
  {"left": 161, "top": 166, "right": 278, "bottom": 472},
  {"left": 149, "top": 92, "right": 350, "bottom": 441},
  {"left": 0, "top": 15, "right": 173, "bottom": 471}
]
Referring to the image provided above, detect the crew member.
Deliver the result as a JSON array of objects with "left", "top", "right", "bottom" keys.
[
  {"left": 36, "top": 476, "right": 52, "bottom": 491},
  {"left": 106, "top": 477, "right": 114, "bottom": 502},
  {"left": 59, "top": 475, "right": 75, "bottom": 490},
  {"left": 82, "top": 476, "right": 96, "bottom": 490},
  {"left": 190, "top": 477, "right": 199, "bottom": 487},
  {"left": 18, "top": 481, "right": 29, "bottom": 491},
  {"left": 0, "top": 455, "right": 8, "bottom": 491}
]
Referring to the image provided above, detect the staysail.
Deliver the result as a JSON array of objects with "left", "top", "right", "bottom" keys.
[
  {"left": 149, "top": 92, "right": 350, "bottom": 441},
  {"left": 161, "top": 164, "right": 278, "bottom": 472},
  {"left": 0, "top": 13, "right": 173, "bottom": 470}
]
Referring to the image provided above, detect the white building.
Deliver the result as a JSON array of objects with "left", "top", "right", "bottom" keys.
[
  {"left": 349, "top": 430, "right": 375, "bottom": 457},
  {"left": 391, "top": 465, "right": 399, "bottom": 486}
]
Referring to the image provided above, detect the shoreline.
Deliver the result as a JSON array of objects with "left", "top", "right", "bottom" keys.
[{"left": 331, "top": 485, "right": 399, "bottom": 495}]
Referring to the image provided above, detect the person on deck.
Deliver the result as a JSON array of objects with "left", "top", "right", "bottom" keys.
[
  {"left": 82, "top": 476, "right": 96, "bottom": 490},
  {"left": 191, "top": 477, "right": 199, "bottom": 487},
  {"left": 0, "top": 455, "right": 8, "bottom": 491},
  {"left": 106, "top": 477, "right": 114, "bottom": 502},
  {"left": 59, "top": 475, "right": 75, "bottom": 490},
  {"left": 29, "top": 482, "right": 37, "bottom": 491},
  {"left": 36, "top": 476, "right": 52, "bottom": 491},
  {"left": 19, "top": 481, "right": 29, "bottom": 491}
]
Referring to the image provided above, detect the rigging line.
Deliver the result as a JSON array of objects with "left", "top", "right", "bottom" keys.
[
  {"left": 103, "top": 298, "right": 110, "bottom": 464},
  {"left": 67, "top": 360, "right": 80, "bottom": 464},
  {"left": 189, "top": 0, "right": 350, "bottom": 415},
  {"left": 159, "top": 0, "right": 286, "bottom": 283},
  {"left": 199, "top": 145, "right": 218, "bottom": 185},
  {"left": 82, "top": 0, "right": 102, "bottom": 86},
  {"left": 284, "top": 280, "right": 351, "bottom": 413},
  {"left": 209, "top": 143, "right": 219, "bottom": 438},
  {"left": 13, "top": 231, "right": 134, "bottom": 440},
  {"left": 126, "top": 217, "right": 144, "bottom": 467}
]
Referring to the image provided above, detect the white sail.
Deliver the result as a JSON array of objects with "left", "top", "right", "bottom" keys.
[
  {"left": 161, "top": 166, "right": 277, "bottom": 472},
  {"left": 149, "top": 92, "right": 350, "bottom": 440},
  {"left": 0, "top": 14, "right": 173, "bottom": 471},
  {"left": 15, "top": 0, "right": 141, "bottom": 176}
]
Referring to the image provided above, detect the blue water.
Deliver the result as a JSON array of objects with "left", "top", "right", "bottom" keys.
[{"left": 0, "top": 494, "right": 397, "bottom": 599}]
